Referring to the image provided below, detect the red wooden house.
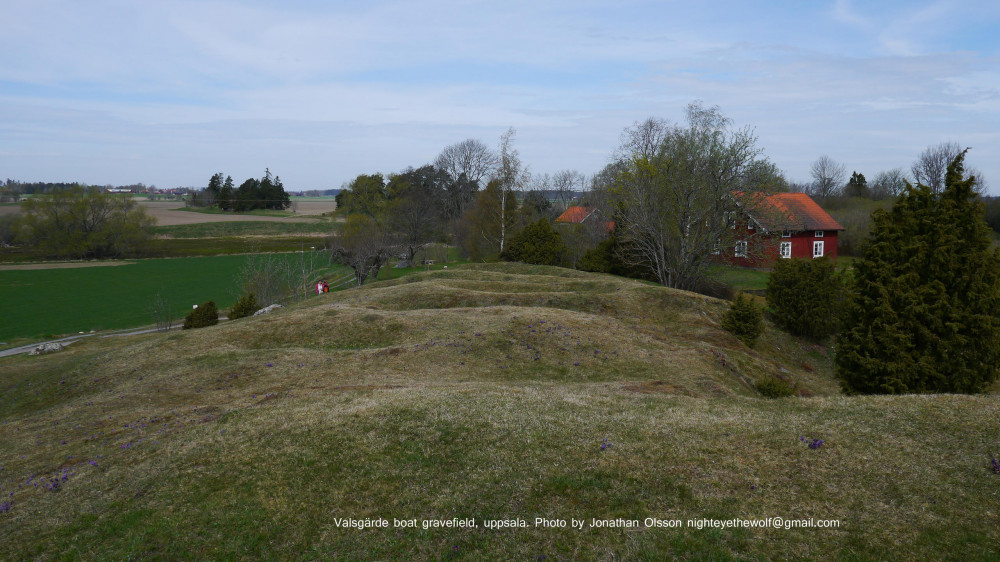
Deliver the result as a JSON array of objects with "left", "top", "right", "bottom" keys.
[{"left": 725, "top": 192, "right": 844, "bottom": 267}]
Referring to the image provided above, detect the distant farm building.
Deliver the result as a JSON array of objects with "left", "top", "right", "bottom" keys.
[
  {"left": 726, "top": 192, "right": 844, "bottom": 267},
  {"left": 554, "top": 206, "right": 614, "bottom": 234}
]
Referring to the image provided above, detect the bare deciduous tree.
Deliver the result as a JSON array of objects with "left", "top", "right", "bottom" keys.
[
  {"left": 239, "top": 251, "right": 299, "bottom": 307},
  {"left": 618, "top": 117, "right": 671, "bottom": 161},
  {"left": 552, "top": 169, "right": 585, "bottom": 212},
  {"left": 149, "top": 292, "right": 175, "bottom": 332},
  {"left": 869, "top": 168, "right": 909, "bottom": 199},
  {"left": 911, "top": 141, "right": 986, "bottom": 193},
  {"left": 435, "top": 138, "right": 498, "bottom": 185},
  {"left": 330, "top": 214, "right": 398, "bottom": 286},
  {"left": 605, "top": 102, "right": 780, "bottom": 290},
  {"left": 809, "top": 155, "right": 847, "bottom": 198}
]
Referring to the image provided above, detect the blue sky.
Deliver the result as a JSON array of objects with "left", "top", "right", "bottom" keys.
[{"left": 2, "top": 0, "right": 998, "bottom": 193}]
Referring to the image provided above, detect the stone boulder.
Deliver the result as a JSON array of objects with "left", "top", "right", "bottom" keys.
[
  {"left": 29, "top": 342, "right": 64, "bottom": 356},
  {"left": 253, "top": 304, "right": 284, "bottom": 317}
]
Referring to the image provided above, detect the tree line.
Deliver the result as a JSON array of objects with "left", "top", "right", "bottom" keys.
[
  {"left": 1, "top": 187, "right": 155, "bottom": 258},
  {"left": 190, "top": 169, "right": 291, "bottom": 212},
  {"left": 0, "top": 181, "right": 163, "bottom": 200},
  {"left": 330, "top": 129, "right": 593, "bottom": 285}
]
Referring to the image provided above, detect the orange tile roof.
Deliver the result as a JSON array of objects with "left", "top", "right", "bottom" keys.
[
  {"left": 555, "top": 206, "right": 594, "bottom": 223},
  {"left": 738, "top": 192, "right": 844, "bottom": 232}
]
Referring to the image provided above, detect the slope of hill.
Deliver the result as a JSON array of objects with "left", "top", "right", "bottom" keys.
[{"left": 1, "top": 264, "right": 997, "bottom": 559}]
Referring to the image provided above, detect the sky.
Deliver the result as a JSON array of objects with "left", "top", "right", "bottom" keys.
[{"left": 2, "top": 0, "right": 998, "bottom": 193}]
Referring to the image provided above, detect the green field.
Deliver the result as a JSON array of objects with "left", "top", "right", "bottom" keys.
[
  {"left": 177, "top": 206, "right": 299, "bottom": 217},
  {"left": 707, "top": 265, "right": 771, "bottom": 292},
  {"left": 0, "top": 235, "right": 333, "bottom": 263},
  {"left": 0, "top": 253, "right": 346, "bottom": 342},
  {"left": 1, "top": 263, "right": 997, "bottom": 559},
  {"left": 152, "top": 221, "right": 333, "bottom": 238}
]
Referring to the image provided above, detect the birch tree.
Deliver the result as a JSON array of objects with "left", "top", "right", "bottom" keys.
[{"left": 491, "top": 128, "right": 531, "bottom": 254}]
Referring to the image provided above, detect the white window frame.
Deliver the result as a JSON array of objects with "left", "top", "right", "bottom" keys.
[
  {"left": 813, "top": 240, "right": 824, "bottom": 258},
  {"left": 712, "top": 238, "right": 721, "bottom": 255},
  {"left": 735, "top": 240, "right": 747, "bottom": 258},
  {"left": 748, "top": 219, "right": 755, "bottom": 231},
  {"left": 780, "top": 241, "right": 792, "bottom": 259},
  {"left": 814, "top": 230, "right": 824, "bottom": 237},
  {"left": 782, "top": 230, "right": 792, "bottom": 238}
]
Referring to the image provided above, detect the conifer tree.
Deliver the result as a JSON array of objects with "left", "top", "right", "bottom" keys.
[
  {"left": 501, "top": 218, "right": 566, "bottom": 265},
  {"left": 219, "top": 175, "right": 234, "bottom": 211},
  {"left": 836, "top": 151, "right": 1000, "bottom": 394},
  {"left": 767, "top": 257, "right": 843, "bottom": 340},
  {"left": 722, "top": 293, "right": 764, "bottom": 347}
]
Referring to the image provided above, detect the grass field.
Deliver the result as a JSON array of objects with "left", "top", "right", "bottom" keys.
[
  {"left": 1, "top": 263, "right": 997, "bottom": 559},
  {"left": 0, "top": 235, "right": 335, "bottom": 264},
  {"left": 707, "top": 265, "right": 771, "bottom": 292},
  {"left": 177, "top": 206, "right": 299, "bottom": 217},
  {"left": 0, "top": 253, "right": 347, "bottom": 343},
  {"left": 152, "top": 220, "right": 333, "bottom": 238}
]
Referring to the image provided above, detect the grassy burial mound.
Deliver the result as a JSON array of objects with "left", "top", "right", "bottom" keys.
[{"left": 1, "top": 264, "right": 998, "bottom": 559}]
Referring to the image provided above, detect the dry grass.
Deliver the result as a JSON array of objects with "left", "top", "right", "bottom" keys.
[{"left": 1, "top": 263, "right": 997, "bottom": 559}]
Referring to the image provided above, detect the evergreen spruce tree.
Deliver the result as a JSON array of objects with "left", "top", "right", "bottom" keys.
[
  {"left": 219, "top": 175, "right": 234, "bottom": 211},
  {"left": 767, "top": 257, "right": 843, "bottom": 340},
  {"left": 836, "top": 151, "right": 1000, "bottom": 394},
  {"left": 722, "top": 293, "right": 765, "bottom": 347},
  {"left": 205, "top": 172, "right": 223, "bottom": 205},
  {"left": 844, "top": 171, "right": 869, "bottom": 198}
]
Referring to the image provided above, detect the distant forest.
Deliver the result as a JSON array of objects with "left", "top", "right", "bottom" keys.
[
  {"left": 0, "top": 180, "right": 343, "bottom": 199},
  {"left": 1, "top": 180, "right": 158, "bottom": 195}
]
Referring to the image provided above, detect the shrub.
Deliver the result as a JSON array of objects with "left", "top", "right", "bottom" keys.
[
  {"left": 183, "top": 301, "right": 219, "bottom": 329},
  {"left": 501, "top": 218, "right": 566, "bottom": 265},
  {"left": 767, "top": 257, "right": 843, "bottom": 340},
  {"left": 149, "top": 292, "right": 175, "bottom": 332},
  {"left": 755, "top": 375, "right": 795, "bottom": 398},
  {"left": 722, "top": 293, "right": 764, "bottom": 347},
  {"left": 228, "top": 293, "right": 259, "bottom": 320},
  {"left": 578, "top": 234, "right": 657, "bottom": 281}
]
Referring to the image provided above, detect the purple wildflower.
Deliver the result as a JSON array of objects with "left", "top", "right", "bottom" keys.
[
  {"left": 265, "top": 363, "right": 274, "bottom": 367},
  {"left": 992, "top": 457, "right": 1000, "bottom": 474},
  {"left": 0, "top": 501, "right": 10, "bottom": 513}
]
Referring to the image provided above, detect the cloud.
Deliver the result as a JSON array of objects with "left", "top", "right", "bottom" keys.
[
  {"left": 1, "top": 1, "right": 999, "bottom": 192},
  {"left": 831, "top": 0, "right": 871, "bottom": 29}
]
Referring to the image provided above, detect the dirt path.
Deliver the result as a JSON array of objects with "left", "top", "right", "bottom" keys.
[{"left": 0, "top": 322, "right": 231, "bottom": 358}]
